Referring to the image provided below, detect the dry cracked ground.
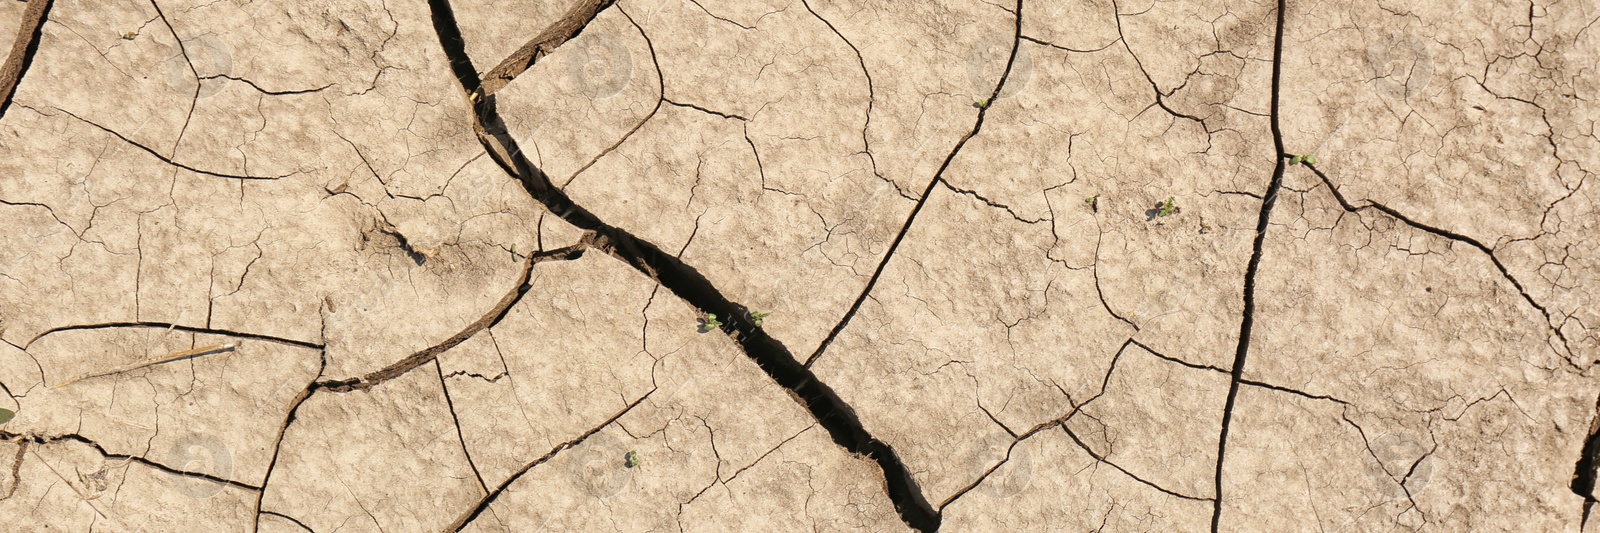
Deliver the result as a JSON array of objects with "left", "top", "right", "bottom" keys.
[{"left": 0, "top": 0, "right": 1598, "bottom": 531}]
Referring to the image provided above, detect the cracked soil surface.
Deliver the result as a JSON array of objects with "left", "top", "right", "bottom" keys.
[{"left": 2, "top": 0, "right": 1599, "bottom": 531}]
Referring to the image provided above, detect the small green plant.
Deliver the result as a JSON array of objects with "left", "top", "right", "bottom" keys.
[
  {"left": 1156, "top": 197, "right": 1179, "bottom": 217},
  {"left": 0, "top": 407, "right": 13, "bottom": 425},
  {"left": 625, "top": 450, "right": 639, "bottom": 468},
  {"left": 1084, "top": 195, "right": 1099, "bottom": 212},
  {"left": 697, "top": 313, "right": 722, "bottom": 333},
  {"left": 973, "top": 98, "right": 991, "bottom": 109},
  {"left": 750, "top": 311, "right": 771, "bottom": 328},
  {"left": 1289, "top": 154, "right": 1319, "bottom": 166}
]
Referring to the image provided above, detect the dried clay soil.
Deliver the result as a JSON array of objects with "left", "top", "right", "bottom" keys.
[{"left": 2, "top": 0, "right": 1600, "bottom": 531}]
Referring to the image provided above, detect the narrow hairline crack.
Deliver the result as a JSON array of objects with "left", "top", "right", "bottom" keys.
[
  {"left": 47, "top": 106, "right": 294, "bottom": 181},
  {"left": 443, "top": 389, "right": 654, "bottom": 532},
  {"left": 253, "top": 348, "right": 327, "bottom": 532},
  {"left": 944, "top": 337, "right": 1219, "bottom": 509},
  {"left": 200, "top": 74, "right": 334, "bottom": 96},
  {"left": 804, "top": 0, "right": 1028, "bottom": 371},
  {"left": 23, "top": 321, "right": 322, "bottom": 352},
  {"left": 662, "top": 98, "right": 749, "bottom": 121},
  {"left": 1061, "top": 424, "right": 1215, "bottom": 502},
  {"left": 797, "top": 0, "right": 915, "bottom": 201},
  {"left": 147, "top": 0, "right": 199, "bottom": 158},
  {"left": 558, "top": 6, "right": 663, "bottom": 191},
  {"left": 939, "top": 335, "right": 1130, "bottom": 511},
  {"left": 939, "top": 179, "right": 1047, "bottom": 224},
  {"left": 434, "top": 358, "right": 489, "bottom": 496},
  {"left": 258, "top": 510, "right": 315, "bottom": 533},
  {"left": 1, "top": 430, "right": 261, "bottom": 492},
  {"left": 1300, "top": 164, "right": 1574, "bottom": 362}
]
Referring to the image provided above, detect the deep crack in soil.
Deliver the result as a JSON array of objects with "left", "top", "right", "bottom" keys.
[
  {"left": 0, "top": 0, "right": 51, "bottom": 120},
  {"left": 3, "top": 0, "right": 1597, "bottom": 530},
  {"left": 427, "top": 0, "right": 939, "bottom": 528},
  {"left": 1209, "top": 0, "right": 1289, "bottom": 530}
]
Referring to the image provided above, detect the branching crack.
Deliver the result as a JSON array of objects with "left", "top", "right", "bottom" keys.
[
  {"left": 427, "top": 0, "right": 947, "bottom": 526},
  {"left": 445, "top": 391, "right": 654, "bottom": 531},
  {"left": 253, "top": 347, "right": 327, "bottom": 531},
  {"left": 476, "top": 0, "right": 617, "bottom": 97},
  {"left": 315, "top": 241, "right": 590, "bottom": 392},
  {"left": 435, "top": 359, "right": 488, "bottom": 495},
  {"left": 1062, "top": 425, "right": 1214, "bottom": 502},
  {"left": 51, "top": 107, "right": 293, "bottom": 181},
  {"left": 941, "top": 338, "right": 1133, "bottom": 511},
  {"left": 1301, "top": 164, "right": 1573, "bottom": 361},
  {"left": 1, "top": 430, "right": 261, "bottom": 492},
  {"left": 805, "top": 0, "right": 1027, "bottom": 375}
]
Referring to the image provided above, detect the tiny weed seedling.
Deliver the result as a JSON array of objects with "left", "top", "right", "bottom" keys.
[
  {"left": 0, "top": 407, "right": 13, "bottom": 425},
  {"left": 750, "top": 311, "right": 771, "bottom": 328},
  {"left": 973, "top": 98, "right": 991, "bottom": 110},
  {"left": 1157, "top": 197, "right": 1179, "bottom": 218},
  {"left": 625, "top": 450, "right": 639, "bottom": 468},
  {"left": 697, "top": 313, "right": 722, "bottom": 333},
  {"left": 1084, "top": 195, "right": 1099, "bottom": 212},
  {"left": 1290, "top": 154, "right": 1318, "bottom": 166}
]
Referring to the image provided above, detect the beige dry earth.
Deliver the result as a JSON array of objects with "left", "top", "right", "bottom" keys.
[{"left": 0, "top": 0, "right": 1597, "bottom": 531}]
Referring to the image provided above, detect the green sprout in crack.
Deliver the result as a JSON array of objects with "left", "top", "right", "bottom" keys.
[
  {"left": 750, "top": 311, "right": 772, "bottom": 328},
  {"left": 697, "top": 313, "right": 722, "bottom": 333},
  {"left": 625, "top": 450, "right": 639, "bottom": 468},
  {"left": 1290, "top": 154, "right": 1318, "bottom": 166},
  {"left": 1157, "top": 197, "right": 1179, "bottom": 218},
  {"left": 973, "top": 98, "right": 991, "bottom": 110},
  {"left": 1084, "top": 194, "right": 1099, "bottom": 212}
]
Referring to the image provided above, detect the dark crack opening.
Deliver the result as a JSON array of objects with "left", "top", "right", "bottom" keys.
[
  {"left": 1572, "top": 394, "right": 1600, "bottom": 525},
  {"left": 425, "top": 0, "right": 939, "bottom": 529},
  {"left": 376, "top": 224, "right": 428, "bottom": 266},
  {"left": 1210, "top": 0, "right": 1288, "bottom": 530},
  {"left": 0, "top": 0, "right": 53, "bottom": 121}
]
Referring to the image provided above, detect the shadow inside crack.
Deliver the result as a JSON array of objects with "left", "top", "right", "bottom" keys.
[
  {"left": 426, "top": 0, "right": 940, "bottom": 529},
  {"left": 1572, "top": 395, "right": 1600, "bottom": 525}
]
